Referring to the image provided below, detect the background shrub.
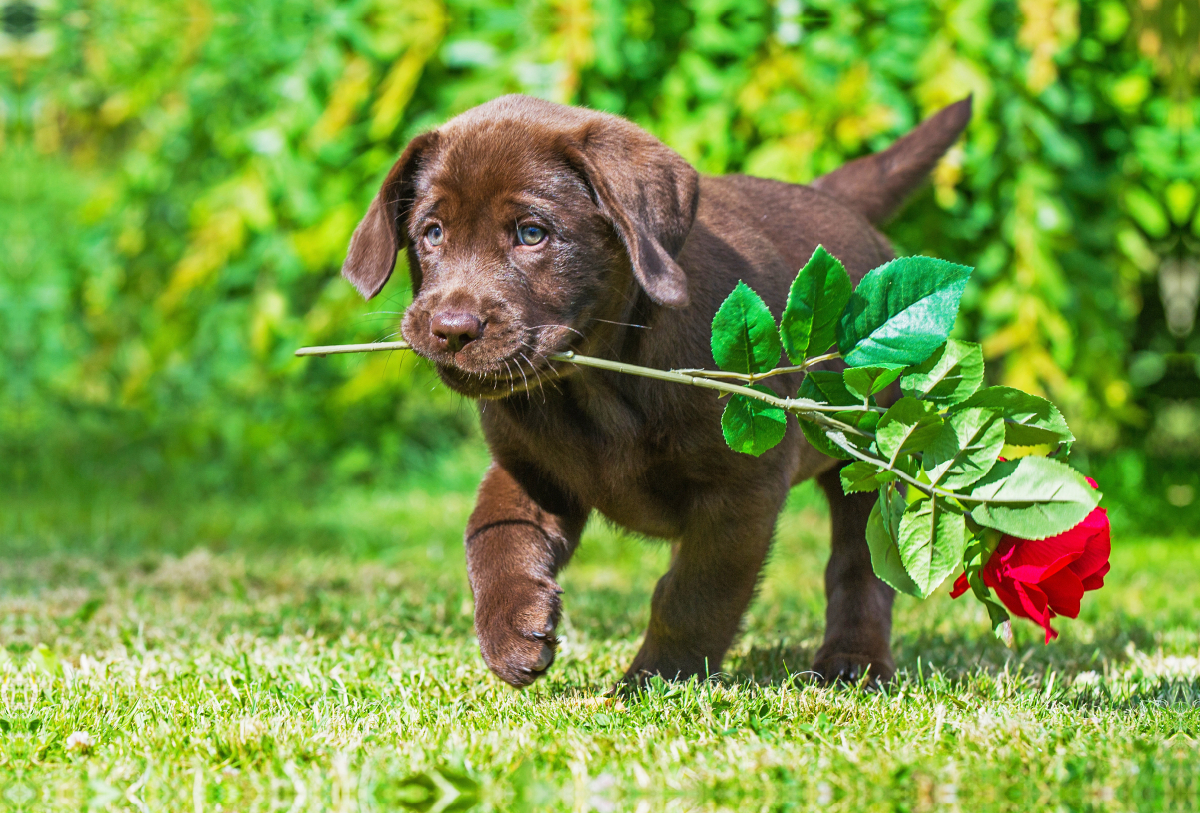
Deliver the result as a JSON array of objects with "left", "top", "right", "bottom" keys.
[{"left": 3, "top": 0, "right": 1197, "bottom": 531}]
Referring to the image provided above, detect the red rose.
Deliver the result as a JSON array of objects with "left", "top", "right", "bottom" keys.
[{"left": 951, "top": 477, "right": 1110, "bottom": 643}]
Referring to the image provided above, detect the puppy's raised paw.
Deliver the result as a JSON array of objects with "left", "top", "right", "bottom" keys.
[{"left": 473, "top": 576, "right": 562, "bottom": 687}]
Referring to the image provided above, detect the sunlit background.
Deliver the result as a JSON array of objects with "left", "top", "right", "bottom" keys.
[
  {"left": 4, "top": 0, "right": 1199, "bottom": 541},
  {"left": 2, "top": 2, "right": 1199, "bottom": 807}
]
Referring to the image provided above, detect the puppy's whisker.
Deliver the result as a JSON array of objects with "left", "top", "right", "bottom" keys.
[
  {"left": 519, "top": 352, "right": 545, "bottom": 403},
  {"left": 531, "top": 324, "right": 586, "bottom": 339},
  {"left": 512, "top": 354, "right": 531, "bottom": 394},
  {"left": 530, "top": 350, "right": 563, "bottom": 396},
  {"left": 502, "top": 359, "right": 515, "bottom": 393},
  {"left": 351, "top": 317, "right": 405, "bottom": 330},
  {"left": 591, "top": 318, "right": 650, "bottom": 329}
]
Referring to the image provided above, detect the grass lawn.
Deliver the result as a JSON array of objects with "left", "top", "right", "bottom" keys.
[{"left": 3, "top": 460, "right": 1198, "bottom": 811}]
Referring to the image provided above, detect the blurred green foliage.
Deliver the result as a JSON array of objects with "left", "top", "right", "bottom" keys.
[{"left": 2, "top": 0, "right": 1197, "bottom": 526}]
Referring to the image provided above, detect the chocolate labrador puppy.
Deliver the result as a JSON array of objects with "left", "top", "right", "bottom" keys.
[{"left": 341, "top": 95, "right": 970, "bottom": 687}]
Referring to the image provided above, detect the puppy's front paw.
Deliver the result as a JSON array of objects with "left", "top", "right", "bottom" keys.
[{"left": 473, "top": 576, "right": 562, "bottom": 687}]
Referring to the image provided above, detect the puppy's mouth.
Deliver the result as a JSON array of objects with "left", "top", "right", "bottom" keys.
[
  {"left": 403, "top": 321, "right": 579, "bottom": 400},
  {"left": 436, "top": 354, "right": 566, "bottom": 399}
]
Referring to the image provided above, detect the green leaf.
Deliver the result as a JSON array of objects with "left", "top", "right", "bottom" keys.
[
  {"left": 837, "top": 409, "right": 879, "bottom": 437},
  {"left": 799, "top": 371, "right": 859, "bottom": 406},
  {"left": 900, "top": 339, "right": 984, "bottom": 406},
  {"left": 711, "top": 281, "right": 782, "bottom": 375},
  {"left": 839, "top": 461, "right": 899, "bottom": 494},
  {"left": 957, "top": 386, "right": 1075, "bottom": 446},
  {"left": 982, "top": 583, "right": 1013, "bottom": 637},
  {"left": 843, "top": 365, "right": 905, "bottom": 401},
  {"left": 836, "top": 257, "right": 973, "bottom": 368},
  {"left": 896, "top": 497, "right": 968, "bottom": 598},
  {"left": 796, "top": 374, "right": 827, "bottom": 404},
  {"left": 866, "top": 485, "right": 922, "bottom": 597},
  {"left": 780, "top": 245, "right": 853, "bottom": 363},
  {"left": 799, "top": 417, "right": 853, "bottom": 460},
  {"left": 827, "top": 410, "right": 880, "bottom": 456},
  {"left": 968, "top": 456, "right": 1102, "bottom": 540},
  {"left": 721, "top": 386, "right": 788, "bottom": 456},
  {"left": 795, "top": 375, "right": 876, "bottom": 459},
  {"left": 876, "top": 397, "right": 944, "bottom": 465},
  {"left": 923, "top": 407, "right": 1005, "bottom": 489}
]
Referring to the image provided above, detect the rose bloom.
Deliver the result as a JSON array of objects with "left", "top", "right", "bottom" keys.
[{"left": 952, "top": 477, "right": 1110, "bottom": 642}]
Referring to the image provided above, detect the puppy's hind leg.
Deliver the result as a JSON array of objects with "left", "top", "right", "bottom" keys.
[{"left": 812, "top": 465, "right": 896, "bottom": 684}]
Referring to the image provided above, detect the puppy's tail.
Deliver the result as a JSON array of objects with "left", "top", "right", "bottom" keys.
[{"left": 812, "top": 97, "right": 972, "bottom": 225}]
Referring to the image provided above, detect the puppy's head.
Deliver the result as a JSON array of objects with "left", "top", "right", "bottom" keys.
[{"left": 340, "top": 96, "right": 699, "bottom": 398}]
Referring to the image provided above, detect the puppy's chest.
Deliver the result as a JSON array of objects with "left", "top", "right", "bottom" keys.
[{"left": 484, "top": 387, "right": 702, "bottom": 537}]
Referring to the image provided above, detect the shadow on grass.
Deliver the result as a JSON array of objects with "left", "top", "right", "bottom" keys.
[
  {"left": 727, "top": 616, "right": 1176, "bottom": 690},
  {"left": 891, "top": 613, "right": 1158, "bottom": 674}
]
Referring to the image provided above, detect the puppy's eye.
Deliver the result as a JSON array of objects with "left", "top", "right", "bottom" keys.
[
  {"left": 425, "top": 224, "right": 444, "bottom": 246},
  {"left": 517, "top": 224, "right": 547, "bottom": 246}
]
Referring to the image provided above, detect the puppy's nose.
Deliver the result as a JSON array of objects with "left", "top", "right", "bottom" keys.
[{"left": 430, "top": 310, "right": 483, "bottom": 353}]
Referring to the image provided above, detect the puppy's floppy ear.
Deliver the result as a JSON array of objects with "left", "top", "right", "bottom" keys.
[
  {"left": 342, "top": 131, "right": 438, "bottom": 300},
  {"left": 563, "top": 123, "right": 699, "bottom": 308}
]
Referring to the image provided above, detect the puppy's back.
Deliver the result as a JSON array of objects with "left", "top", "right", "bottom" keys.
[{"left": 703, "top": 174, "right": 895, "bottom": 285}]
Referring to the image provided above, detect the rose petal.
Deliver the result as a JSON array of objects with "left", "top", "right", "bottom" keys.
[
  {"left": 986, "top": 559, "right": 1061, "bottom": 642},
  {"left": 1011, "top": 582, "right": 1058, "bottom": 643},
  {"left": 1039, "top": 566, "right": 1084, "bottom": 619},
  {"left": 1065, "top": 508, "right": 1110, "bottom": 582},
  {"left": 950, "top": 572, "right": 970, "bottom": 599},
  {"left": 994, "top": 533, "right": 1086, "bottom": 583},
  {"left": 1081, "top": 561, "right": 1110, "bottom": 591},
  {"left": 989, "top": 579, "right": 1029, "bottom": 620}
]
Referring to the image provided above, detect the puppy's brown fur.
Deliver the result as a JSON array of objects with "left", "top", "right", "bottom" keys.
[{"left": 342, "top": 95, "right": 971, "bottom": 687}]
